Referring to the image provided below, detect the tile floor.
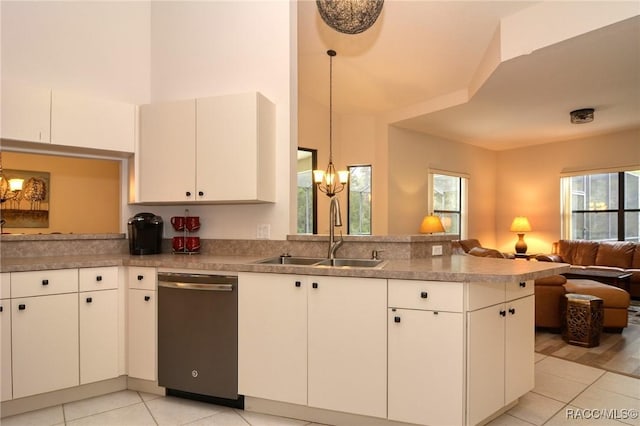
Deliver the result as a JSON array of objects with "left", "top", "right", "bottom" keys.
[{"left": 2, "top": 354, "right": 639, "bottom": 426}]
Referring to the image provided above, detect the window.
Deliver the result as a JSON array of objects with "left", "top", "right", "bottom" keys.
[
  {"left": 429, "top": 171, "right": 468, "bottom": 237},
  {"left": 561, "top": 170, "right": 639, "bottom": 241},
  {"left": 348, "top": 165, "right": 371, "bottom": 235},
  {"left": 297, "top": 149, "right": 317, "bottom": 234}
]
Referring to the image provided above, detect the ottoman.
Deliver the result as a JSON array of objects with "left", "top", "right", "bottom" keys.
[
  {"left": 561, "top": 294, "right": 604, "bottom": 347},
  {"left": 563, "top": 279, "right": 631, "bottom": 332}
]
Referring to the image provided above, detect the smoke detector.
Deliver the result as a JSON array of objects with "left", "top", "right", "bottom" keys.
[{"left": 570, "top": 108, "right": 595, "bottom": 124}]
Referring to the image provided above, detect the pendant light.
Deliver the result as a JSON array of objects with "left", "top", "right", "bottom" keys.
[
  {"left": 314, "top": 49, "right": 349, "bottom": 197},
  {"left": 316, "top": 0, "right": 384, "bottom": 35}
]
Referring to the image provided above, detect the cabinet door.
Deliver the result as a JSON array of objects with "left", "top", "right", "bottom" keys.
[
  {"left": 467, "top": 304, "right": 505, "bottom": 426},
  {"left": 1, "top": 81, "right": 51, "bottom": 143},
  {"left": 80, "top": 289, "right": 119, "bottom": 384},
  {"left": 308, "top": 276, "right": 387, "bottom": 418},
  {"left": 505, "top": 295, "right": 534, "bottom": 404},
  {"left": 128, "top": 289, "right": 157, "bottom": 381},
  {"left": 238, "top": 273, "right": 307, "bottom": 405},
  {"left": 196, "top": 93, "right": 275, "bottom": 202},
  {"left": 51, "top": 91, "right": 135, "bottom": 152},
  {"left": 388, "top": 308, "right": 464, "bottom": 425},
  {"left": 12, "top": 293, "right": 79, "bottom": 398},
  {"left": 138, "top": 100, "right": 196, "bottom": 202},
  {"left": 1, "top": 297, "right": 11, "bottom": 401}
]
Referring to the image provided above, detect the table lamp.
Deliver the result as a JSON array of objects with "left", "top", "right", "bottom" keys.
[
  {"left": 510, "top": 216, "right": 531, "bottom": 254},
  {"left": 420, "top": 214, "right": 445, "bottom": 234}
]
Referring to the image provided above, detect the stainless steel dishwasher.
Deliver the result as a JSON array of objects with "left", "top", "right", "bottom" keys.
[{"left": 157, "top": 272, "right": 242, "bottom": 408}]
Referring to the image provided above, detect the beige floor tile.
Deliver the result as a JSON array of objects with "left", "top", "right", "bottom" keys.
[
  {"left": 139, "top": 391, "right": 164, "bottom": 402},
  {"left": 507, "top": 391, "right": 566, "bottom": 425},
  {"left": 545, "top": 405, "right": 631, "bottom": 425},
  {"left": 534, "top": 352, "right": 548, "bottom": 363},
  {"left": 63, "top": 390, "right": 142, "bottom": 421},
  {"left": 536, "top": 356, "right": 606, "bottom": 385},
  {"left": 144, "top": 396, "right": 226, "bottom": 425},
  {"left": 236, "top": 410, "right": 311, "bottom": 426},
  {"left": 66, "top": 402, "right": 156, "bottom": 426},
  {"left": 591, "top": 372, "right": 640, "bottom": 399},
  {"left": 0, "top": 405, "right": 64, "bottom": 426},
  {"left": 486, "top": 413, "right": 536, "bottom": 425},
  {"left": 571, "top": 387, "right": 640, "bottom": 426},
  {"left": 533, "top": 371, "right": 591, "bottom": 403},
  {"left": 185, "top": 408, "right": 251, "bottom": 425}
]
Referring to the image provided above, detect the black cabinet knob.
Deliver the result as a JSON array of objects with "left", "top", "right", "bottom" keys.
[
  {"left": 86, "top": 297, "right": 93, "bottom": 303},
  {"left": 509, "top": 308, "right": 516, "bottom": 315},
  {"left": 198, "top": 191, "right": 204, "bottom": 196},
  {"left": 394, "top": 316, "right": 401, "bottom": 323},
  {"left": 295, "top": 281, "right": 301, "bottom": 287},
  {"left": 186, "top": 191, "right": 192, "bottom": 197},
  {"left": 519, "top": 282, "right": 526, "bottom": 288},
  {"left": 18, "top": 304, "right": 26, "bottom": 310},
  {"left": 0, "top": 305, "right": 3, "bottom": 313},
  {"left": 499, "top": 310, "right": 506, "bottom": 317},
  {"left": 420, "top": 291, "right": 428, "bottom": 299},
  {"left": 312, "top": 282, "right": 318, "bottom": 289},
  {"left": 144, "top": 295, "right": 151, "bottom": 301},
  {"left": 137, "top": 275, "right": 144, "bottom": 281},
  {"left": 42, "top": 279, "right": 49, "bottom": 286},
  {"left": 96, "top": 276, "right": 103, "bottom": 282}
]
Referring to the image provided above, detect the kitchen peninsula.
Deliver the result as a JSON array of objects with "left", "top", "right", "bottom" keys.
[{"left": 1, "top": 233, "right": 569, "bottom": 425}]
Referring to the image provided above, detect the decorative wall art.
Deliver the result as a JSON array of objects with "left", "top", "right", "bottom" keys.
[{"left": 0, "top": 169, "right": 50, "bottom": 228}]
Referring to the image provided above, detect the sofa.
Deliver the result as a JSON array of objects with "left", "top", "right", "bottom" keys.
[
  {"left": 536, "top": 239, "right": 640, "bottom": 299},
  {"left": 451, "top": 239, "right": 514, "bottom": 259}
]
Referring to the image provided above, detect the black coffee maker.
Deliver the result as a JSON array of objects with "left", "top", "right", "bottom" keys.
[{"left": 128, "top": 213, "right": 163, "bottom": 255}]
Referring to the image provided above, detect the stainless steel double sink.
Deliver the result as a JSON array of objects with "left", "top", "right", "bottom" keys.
[{"left": 255, "top": 256, "right": 385, "bottom": 269}]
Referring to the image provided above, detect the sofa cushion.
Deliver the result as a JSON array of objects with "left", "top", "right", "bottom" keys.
[
  {"left": 632, "top": 246, "right": 640, "bottom": 268},
  {"left": 560, "top": 240, "right": 599, "bottom": 266},
  {"left": 595, "top": 242, "right": 635, "bottom": 268},
  {"left": 564, "top": 279, "right": 630, "bottom": 309},
  {"left": 534, "top": 274, "right": 567, "bottom": 286},
  {"left": 468, "top": 246, "right": 505, "bottom": 258},
  {"left": 459, "top": 239, "right": 482, "bottom": 253}
]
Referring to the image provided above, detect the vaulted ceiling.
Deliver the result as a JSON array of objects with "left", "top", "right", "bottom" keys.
[{"left": 298, "top": 1, "right": 640, "bottom": 151}]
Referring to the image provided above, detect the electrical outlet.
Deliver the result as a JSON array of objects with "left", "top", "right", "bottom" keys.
[
  {"left": 257, "top": 224, "right": 270, "bottom": 239},
  {"left": 432, "top": 245, "right": 443, "bottom": 256}
]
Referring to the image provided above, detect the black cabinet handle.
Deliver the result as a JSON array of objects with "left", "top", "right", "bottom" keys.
[
  {"left": 499, "top": 310, "right": 506, "bottom": 317},
  {"left": 137, "top": 275, "right": 144, "bottom": 281},
  {"left": 86, "top": 297, "right": 93, "bottom": 303},
  {"left": 312, "top": 282, "right": 318, "bottom": 289},
  {"left": 420, "top": 291, "right": 428, "bottom": 299},
  {"left": 42, "top": 279, "right": 49, "bottom": 286},
  {"left": 0, "top": 305, "right": 3, "bottom": 312},
  {"left": 18, "top": 304, "right": 26, "bottom": 310},
  {"left": 186, "top": 191, "right": 192, "bottom": 197},
  {"left": 295, "top": 281, "right": 301, "bottom": 287},
  {"left": 198, "top": 191, "right": 204, "bottom": 196},
  {"left": 144, "top": 295, "right": 151, "bottom": 301},
  {"left": 519, "top": 282, "right": 526, "bottom": 288},
  {"left": 96, "top": 275, "right": 103, "bottom": 282},
  {"left": 394, "top": 316, "right": 401, "bottom": 323},
  {"left": 509, "top": 308, "right": 516, "bottom": 315}
]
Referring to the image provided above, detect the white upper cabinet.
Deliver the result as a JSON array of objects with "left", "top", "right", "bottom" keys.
[
  {"left": 196, "top": 92, "right": 275, "bottom": 203},
  {"left": 51, "top": 91, "right": 136, "bottom": 153},
  {"left": 1, "top": 81, "right": 51, "bottom": 143},
  {"left": 135, "top": 92, "right": 275, "bottom": 204}
]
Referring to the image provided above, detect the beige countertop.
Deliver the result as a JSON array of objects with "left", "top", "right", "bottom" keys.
[{"left": 1, "top": 253, "right": 569, "bottom": 283}]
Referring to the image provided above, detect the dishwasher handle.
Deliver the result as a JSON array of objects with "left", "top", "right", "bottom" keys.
[{"left": 158, "top": 281, "right": 233, "bottom": 292}]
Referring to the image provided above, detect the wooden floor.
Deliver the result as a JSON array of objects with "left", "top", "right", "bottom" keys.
[{"left": 535, "top": 304, "right": 640, "bottom": 378}]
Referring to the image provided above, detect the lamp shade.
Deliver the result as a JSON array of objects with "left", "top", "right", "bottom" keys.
[
  {"left": 420, "top": 215, "right": 445, "bottom": 234},
  {"left": 510, "top": 216, "right": 531, "bottom": 233}
]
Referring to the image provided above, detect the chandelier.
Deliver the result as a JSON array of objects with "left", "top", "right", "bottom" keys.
[
  {"left": 316, "top": 0, "right": 384, "bottom": 35},
  {"left": 314, "top": 49, "right": 349, "bottom": 197}
]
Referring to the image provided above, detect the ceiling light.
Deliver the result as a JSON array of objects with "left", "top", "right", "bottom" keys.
[
  {"left": 570, "top": 108, "right": 595, "bottom": 124},
  {"left": 316, "top": 0, "right": 384, "bottom": 35}
]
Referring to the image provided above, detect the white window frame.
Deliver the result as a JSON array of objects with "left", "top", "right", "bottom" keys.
[{"left": 428, "top": 169, "right": 469, "bottom": 238}]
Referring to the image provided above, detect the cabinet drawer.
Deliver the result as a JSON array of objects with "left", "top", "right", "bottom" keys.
[
  {"left": 79, "top": 267, "right": 118, "bottom": 292},
  {"left": 505, "top": 280, "right": 534, "bottom": 301},
  {"left": 389, "top": 280, "right": 463, "bottom": 312},
  {"left": 466, "top": 281, "right": 506, "bottom": 311},
  {"left": 128, "top": 267, "right": 156, "bottom": 290},
  {"left": 0, "top": 273, "right": 9, "bottom": 299},
  {"left": 11, "top": 269, "right": 78, "bottom": 298}
]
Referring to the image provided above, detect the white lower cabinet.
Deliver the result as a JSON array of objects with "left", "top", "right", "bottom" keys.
[
  {"left": 127, "top": 267, "right": 157, "bottom": 381},
  {"left": 1, "top": 273, "right": 12, "bottom": 402},
  {"left": 387, "top": 280, "right": 464, "bottom": 425},
  {"left": 79, "top": 267, "right": 120, "bottom": 384},
  {"left": 467, "top": 282, "right": 534, "bottom": 425},
  {"left": 12, "top": 292, "right": 79, "bottom": 398},
  {"left": 238, "top": 273, "right": 387, "bottom": 418}
]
